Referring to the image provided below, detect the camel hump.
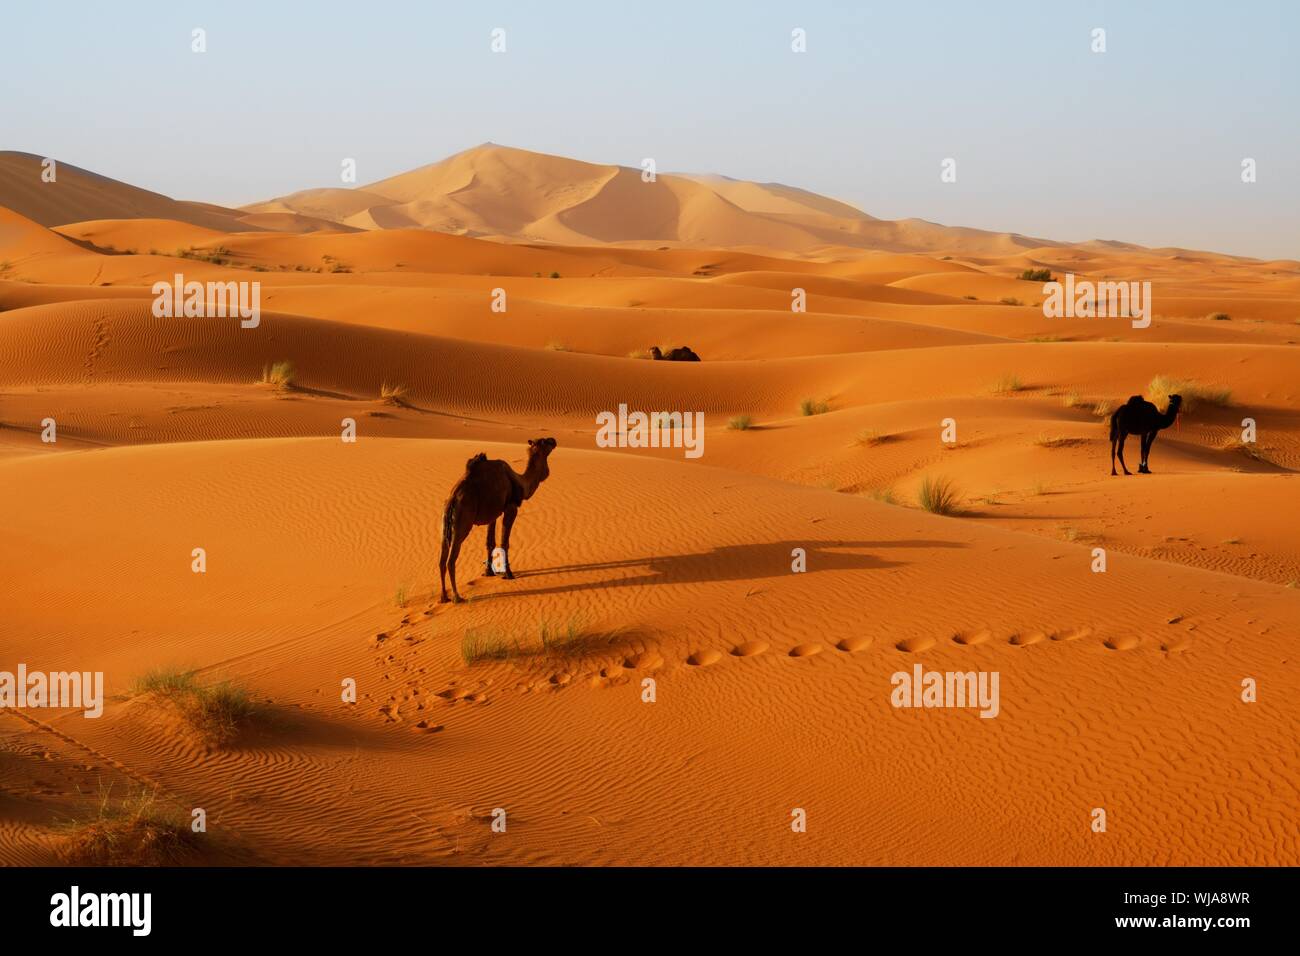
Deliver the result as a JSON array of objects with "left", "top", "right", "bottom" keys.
[
  {"left": 1125, "top": 394, "right": 1145, "bottom": 407},
  {"left": 464, "top": 452, "right": 488, "bottom": 471}
]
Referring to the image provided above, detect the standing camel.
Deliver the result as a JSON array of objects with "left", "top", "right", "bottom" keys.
[
  {"left": 438, "top": 438, "right": 557, "bottom": 603},
  {"left": 1109, "top": 393, "right": 1182, "bottom": 475}
]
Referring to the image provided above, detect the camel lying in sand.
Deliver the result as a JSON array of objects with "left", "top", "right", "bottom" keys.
[
  {"left": 438, "top": 438, "right": 556, "bottom": 603},
  {"left": 650, "top": 345, "right": 701, "bottom": 361},
  {"left": 1110, "top": 393, "right": 1181, "bottom": 475}
]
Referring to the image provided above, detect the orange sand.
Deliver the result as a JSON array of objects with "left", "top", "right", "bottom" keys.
[{"left": 1, "top": 147, "right": 1296, "bottom": 866}]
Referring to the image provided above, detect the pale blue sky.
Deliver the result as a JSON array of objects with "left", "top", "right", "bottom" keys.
[{"left": 2, "top": 0, "right": 1296, "bottom": 258}]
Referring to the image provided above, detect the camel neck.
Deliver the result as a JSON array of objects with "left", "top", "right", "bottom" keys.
[{"left": 517, "top": 457, "right": 548, "bottom": 498}]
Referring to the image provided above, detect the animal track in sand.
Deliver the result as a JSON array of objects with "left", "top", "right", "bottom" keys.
[
  {"left": 1050, "top": 626, "right": 1092, "bottom": 642},
  {"left": 623, "top": 651, "right": 663, "bottom": 671},
  {"left": 895, "top": 635, "right": 936, "bottom": 653},
  {"left": 952, "top": 629, "right": 992, "bottom": 646},
  {"left": 686, "top": 649, "right": 723, "bottom": 666},
  {"left": 836, "top": 636, "right": 872, "bottom": 652},
  {"left": 1009, "top": 631, "right": 1047, "bottom": 647},
  {"left": 1104, "top": 634, "right": 1142, "bottom": 651},
  {"left": 788, "top": 643, "right": 824, "bottom": 658},
  {"left": 731, "top": 640, "right": 769, "bottom": 657}
]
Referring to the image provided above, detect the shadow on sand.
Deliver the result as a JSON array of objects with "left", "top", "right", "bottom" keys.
[{"left": 470, "top": 538, "right": 965, "bottom": 600}]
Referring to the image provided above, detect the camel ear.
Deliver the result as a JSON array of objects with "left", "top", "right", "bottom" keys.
[{"left": 527, "top": 439, "right": 536, "bottom": 447}]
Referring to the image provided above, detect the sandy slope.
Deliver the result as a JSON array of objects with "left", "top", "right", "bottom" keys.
[
  {"left": 2, "top": 439, "right": 1295, "bottom": 866},
  {"left": 244, "top": 143, "right": 1060, "bottom": 255},
  {"left": 1, "top": 163, "right": 1299, "bottom": 866}
]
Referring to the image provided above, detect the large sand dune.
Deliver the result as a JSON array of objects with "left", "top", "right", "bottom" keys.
[{"left": 1, "top": 150, "right": 1298, "bottom": 867}]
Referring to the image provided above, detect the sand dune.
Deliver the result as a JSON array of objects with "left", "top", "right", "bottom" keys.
[
  {"left": 2, "top": 438, "right": 1295, "bottom": 865},
  {"left": 245, "top": 143, "right": 1066, "bottom": 256},
  {"left": 2, "top": 146, "right": 1298, "bottom": 868}
]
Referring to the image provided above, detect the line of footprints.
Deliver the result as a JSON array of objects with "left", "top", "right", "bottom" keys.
[{"left": 371, "top": 601, "right": 1181, "bottom": 724}]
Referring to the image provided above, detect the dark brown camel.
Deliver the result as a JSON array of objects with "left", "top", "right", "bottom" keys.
[
  {"left": 1110, "top": 394, "right": 1181, "bottom": 475},
  {"left": 650, "top": 345, "right": 701, "bottom": 362},
  {"left": 438, "top": 438, "right": 556, "bottom": 603}
]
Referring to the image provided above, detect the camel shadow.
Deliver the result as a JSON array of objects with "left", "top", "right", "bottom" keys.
[{"left": 471, "top": 538, "right": 962, "bottom": 600}]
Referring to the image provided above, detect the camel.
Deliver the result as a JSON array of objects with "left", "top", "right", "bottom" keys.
[
  {"left": 438, "top": 437, "right": 556, "bottom": 603},
  {"left": 1110, "top": 393, "right": 1181, "bottom": 475},
  {"left": 650, "top": 345, "right": 701, "bottom": 362}
]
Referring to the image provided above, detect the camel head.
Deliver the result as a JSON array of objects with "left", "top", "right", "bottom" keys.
[
  {"left": 649, "top": 346, "right": 663, "bottom": 360},
  {"left": 527, "top": 437, "right": 557, "bottom": 463},
  {"left": 1167, "top": 394, "right": 1183, "bottom": 413},
  {"left": 522, "top": 437, "right": 556, "bottom": 488}
]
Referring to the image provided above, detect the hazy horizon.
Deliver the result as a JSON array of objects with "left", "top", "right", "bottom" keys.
[{"left": 3, "top": 0, "right": 1297, "bottom": 258}]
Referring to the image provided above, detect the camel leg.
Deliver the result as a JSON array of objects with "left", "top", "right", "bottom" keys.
[
  {"left": 483, "top": 518, "right": 497, "bottom": 576},
  {"left": 438, "top": 522, "right": 452, "bottom": 603},
  {"left": 1141, "top": 432, "right": 1157, "bottom": 473},
  {"left": 1110, "top": 432, "right": 1118, "bottom": 476},
  {"left": 500, "top": 506, "right": 518, "bottom": 580},
  {"left": 446, "top": 519, "right": 470, "bottom": 603},
  {"left": 1116, "top": 431, "right": 1132, "bottom": 475}
]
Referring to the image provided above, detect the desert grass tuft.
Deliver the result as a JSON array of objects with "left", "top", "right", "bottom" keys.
[
  {"left": 1034, "top": 432, "right": 1085, "bottom": 448},
  {"left": 799, "top": 398, "right": 830, "bottom": 417},
  {"left": 461, "top": 628, "right": 518, "bottom": 664},
  {"left": 1147, "top": 375, "right": 1231, "bottom": 412},
  {"left": 854, "top": 428, "right": 890, "bottom": 447},
  {"left": 58, "top": 784, "right": 200, "bottom": 865},
  {"left": 917, "top": 475, "right": 962, "bottom": 516},
  {"left": 461, "top": 616, "right": 609, "bottom": 665},
  {"left": 728, "top": 414, "right": 754, "bottom": 430},
  {"left": 379, "top": 382, "right": 408, "bottom": 405},
  {"left": 990, "top": 372, "right": 1025, "bottom": 395},
  {"left": 260, "top": 360, "right": 295, "bottom": 390},
  {"left": 131, "top": 668, "right": 255, "bottom": 746},
  {"left": 867, "top": 486, "right": 897, "bottom": 505}
]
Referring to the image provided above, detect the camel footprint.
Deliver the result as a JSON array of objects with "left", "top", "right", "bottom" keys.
[
  {"left": 788, "top": 643, "right": 824, "bottom": 658},
  {"left": 895, "top": 635, "right": 936, "bottom": 653}
]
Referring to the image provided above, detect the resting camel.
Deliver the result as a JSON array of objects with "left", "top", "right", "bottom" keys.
[
  {"left": 650, "top": 345, "right": 701, "bottom": 362},
  {"left": 438, "top": 438, "right": 556, "bottom": 603},
  {"left": 1110, "top": 393, "right": 1181, "bottom": 475}
]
